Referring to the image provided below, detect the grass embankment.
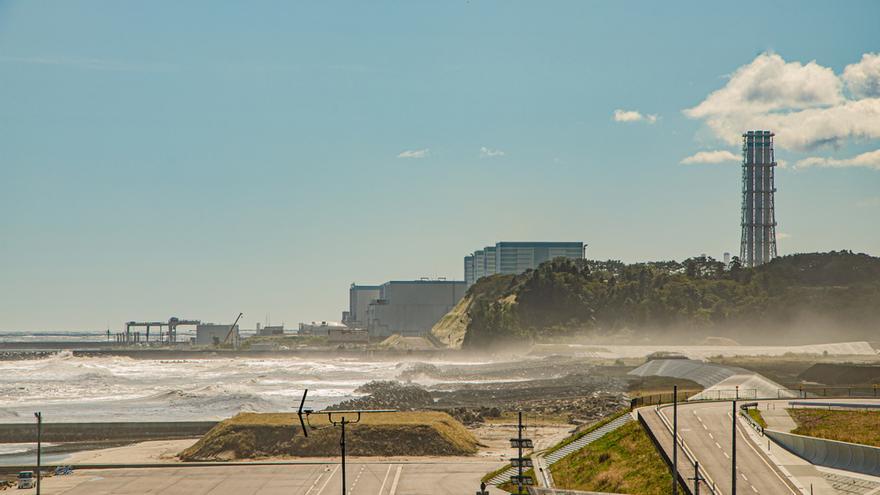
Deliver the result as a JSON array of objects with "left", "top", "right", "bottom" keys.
[
  {"left": 789, "top": 409, "right": 880, "bottom": 447},
  {"left": 551, "top": 421, "right": 685, "bottom": 495},
  {"left": 747, "top": 408, "right": 767, "bottom": 428},
  {"left": 180, "top": 411, "right": 478, "bottom": 461},
  {"left": 480, "top": 409, "right": 629, "bottom": 488}
]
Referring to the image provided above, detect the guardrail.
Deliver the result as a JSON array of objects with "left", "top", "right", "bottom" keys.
[
  {"left": 637, "top": 407, "right": 719, "bottom": 495},
  {"left": 631, "top": 386, "right": 880, "bottom": 410}
]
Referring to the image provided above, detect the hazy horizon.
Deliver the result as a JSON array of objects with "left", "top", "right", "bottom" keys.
[{"left": 2, "top": 1, "right": 879, "bottom": 331}]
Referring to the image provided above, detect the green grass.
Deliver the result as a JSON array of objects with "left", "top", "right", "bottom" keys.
[
  {"left": 551, "top": 421, "right": 685, "bottom": 495},
  {"left": 789, "top": 409, "right": 880, "bottom": 447},
  {"left": 480, "top": 410, "right": 629, "bottom": 487},
  {"left": 544, "top": 409, "right": 628, "bottom": 456},
  {"left": 747, "top": 408, "right": 767, "bottom": 428}
]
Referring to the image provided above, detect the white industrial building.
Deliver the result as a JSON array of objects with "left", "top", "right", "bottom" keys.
[{"left": 196, "top": 323, "right": 239, "bottom": 346}]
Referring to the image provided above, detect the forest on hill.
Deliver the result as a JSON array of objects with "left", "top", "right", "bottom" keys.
[{"left": 457, "top": 251, "right": 880, "bottom": 348}]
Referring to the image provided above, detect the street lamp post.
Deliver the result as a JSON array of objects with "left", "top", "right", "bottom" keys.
[
  {"left": 35, "top": 412, "right": 42, "bottom": 495},
  {"left": 297, "top": 390, "right": 396, "bottom": 495},
  {"left": 672, "top": 385, "right": 678, "bottom": 495},
  {"left": 732, "top": 400, "right": 737, "bottom": 495}
]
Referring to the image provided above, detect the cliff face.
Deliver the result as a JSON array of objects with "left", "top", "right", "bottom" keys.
[
  {"left": 429, "top": 293, "right": 473, "bottom": 349},
  {"left": 430, "top": 274, "right": 516, "bottom": 349}
]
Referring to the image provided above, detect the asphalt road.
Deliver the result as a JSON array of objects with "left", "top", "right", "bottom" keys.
[
  {"left": 20, "top": 462, "right": 506, "bottom": 495},
  {"left": 641, "top": 401, "right": 799, "bottom": 495}
]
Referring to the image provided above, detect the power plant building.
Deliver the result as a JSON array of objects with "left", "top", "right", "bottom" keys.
[
  {"left": 740, "top": 130, "right": 778, "bottom": 267},
  {"left": 344, "top": 284, "right": 381, "bottom": 329},
  {"left": 465, "top": 241, "right": 585, "bottom": 285},
  {"left": 365, "top": 280, "right": 467, "bottom": 338}
]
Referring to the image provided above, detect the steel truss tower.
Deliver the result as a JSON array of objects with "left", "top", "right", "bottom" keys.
[{"left": 740, "top": 130, "right": 778, "bottom": 267}]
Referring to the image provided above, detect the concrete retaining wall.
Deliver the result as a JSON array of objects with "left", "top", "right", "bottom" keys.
[
  {"left": 0, "top": 421, "right": 217, "bottom": 443},
  {"left": 765, "top": 429, "right": 880, "bottom": 477}
]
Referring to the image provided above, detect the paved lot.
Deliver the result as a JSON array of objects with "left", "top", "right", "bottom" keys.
[{"left": 20, "top": 462, "right": 506, "bottom": 495}]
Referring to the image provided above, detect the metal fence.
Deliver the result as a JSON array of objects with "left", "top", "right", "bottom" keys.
[{"left": 631, "top": 386, "right": 879, "bottom": 409}]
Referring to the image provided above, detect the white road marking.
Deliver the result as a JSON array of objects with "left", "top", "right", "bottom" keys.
[
  {"left": 316, "top": 465, "right": 340, "bottom": 495},
  {"left": 348, "top": 465, "right": 365, "bottom": 495},
  {"left": 388, "top": 465, "right": 403, "bottom": 495},
  {"left": 751, "top": 485, "right": 758, "bottom": 492},
  {"left": 715, "top": 442, "right": 722, "bottom": 449},
  {"left": 702, "top": 424, "right": 708, "bottom": 430},
  {"left": 708, "top": 432, "right": 714, "bottom": 440},
  {"left": 305, "top": 466, "right": 329, "bottom": 495},
  {"left": 723, "top": 452, "right": 730, "bottom": 459},
  {"left": 736, "top": 412, "right": 798, "bottom": 494},
  {"left": 742, "top": 474, "right": 749, "bottom": 482},
  {"left": 377, "top": 465, "right": 392, "bottom": 495}
]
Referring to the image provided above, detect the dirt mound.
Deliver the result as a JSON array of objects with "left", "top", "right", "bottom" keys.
[{"left": 179, "top": 411, "right": 478, "bottom": 461}]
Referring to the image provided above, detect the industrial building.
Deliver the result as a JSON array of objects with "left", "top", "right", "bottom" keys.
[
  {"left": 464, "top": 241, "right": 585, "bottom": 285},
  {"left": 343, "top": 284, "right": 382, "bottom": 329},
  {"left": 195, "top": 323, "right": 239, "bottom": 346},
  {"left": 255, "top": 323, "right": 284, "bottom": 336},
  {"left": 298, "top": 321, "right": 347, "bottom": 336},
  {"left": 740, "top": 130, "right": 779, "bottom": 267},
  {"left": 365, "top": 280, "right": 467, "bottom": 338}
]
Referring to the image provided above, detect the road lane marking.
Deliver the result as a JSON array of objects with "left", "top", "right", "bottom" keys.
[
  {"left": 708, "top": 433, "right": 714, "bottom": 440},
  {"left": 348, "top": 465, "right": 365, "bottom": 495},
  {"left": 736, "top": 411, "right": 798, "bottom": 494},
  {"left": 723, "top": 452, "right": 730, "bottom": 459},
  {"left": 742, "top": 474, "right": 749, "bottom": 482},
  {"left": 715, "top": 442, "right": 722, "bottom": 449},
  {"left": 377, "top": 465, "right": 392, "bottom": 495},
  {"left": 316, "top": 465, "right": 340, "bottom": 495},
  {"left": 388, "top": 465, "right": 403, "bottom": 495},
  {"left": 751, "top": 485, "right": 758, "bottom": 493},
  {"left": 305, "top": 466, "right": 329, "bottom": 495},
  {"left": 702, "top": 424, "right": 708, "bottom": 430}
]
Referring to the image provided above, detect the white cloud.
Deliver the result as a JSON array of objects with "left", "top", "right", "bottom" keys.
[
  {"left": 479, "top": 147, "right": 505, "bottom": 158},
  {"left": 684, "top": 52, "right": 880, "bottom": 151},
  {"left": 397, "top": 148, "right": 429, "bottom": 159},
  {"left": 795, "top": 149, "right": 880, "bottom": 170},
  {"left": 843, "top": 53, "right": 880, "bottom": 98},
  {"left": 680, "top": 150, "right": 740, "bottom": 165},
  {"left": 613, "top": 109, "right": 658, "bottom": 124}
]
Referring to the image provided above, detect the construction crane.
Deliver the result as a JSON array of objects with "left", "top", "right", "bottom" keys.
[{"left": 223, "top": 312, "right": 243, "bottom": 349}]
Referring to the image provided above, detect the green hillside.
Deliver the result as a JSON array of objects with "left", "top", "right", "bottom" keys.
[{"left": 442, "top": 251, "right": 880, "bottom": 348}]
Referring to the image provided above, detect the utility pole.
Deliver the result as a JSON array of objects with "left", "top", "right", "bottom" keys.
[
  {"left": 688, "top": 461, "right": 704, "bottom": 495},
  {"left": 508, "top": 411, "right": 534, "bottom": 492},
  {"left": 672, "top": 385, "right": 678, "bottom": 495},
  {"left": 517, "top": 411, "right": 523, "bottom": 494},
  {"left": 35, "top": 412, "right": 41, "bottom": 495},
  {"left": 732, "top": 400, "right": 737, "bottom": 495},
  {"left": 297, "top": 390, "right": 396, "bottom": 495}
]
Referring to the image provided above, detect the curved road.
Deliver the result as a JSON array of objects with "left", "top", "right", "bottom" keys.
[{"left": 640, "top": 401, "right": 799, "bottom": 495}]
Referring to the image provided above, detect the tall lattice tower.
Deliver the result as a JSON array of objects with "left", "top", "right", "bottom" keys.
[{"left": 740, "top": 130, "right": 778, "bottom": 267}]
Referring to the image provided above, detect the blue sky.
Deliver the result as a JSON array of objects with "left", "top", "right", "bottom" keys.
[{"left": 1, "top": 1, "right": 879, "bottom": 331}]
